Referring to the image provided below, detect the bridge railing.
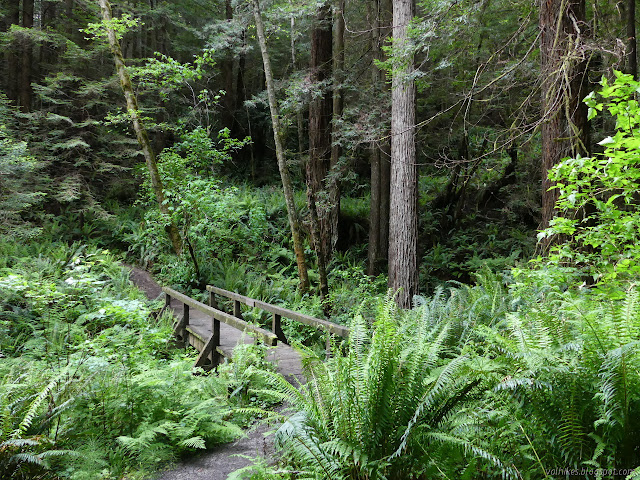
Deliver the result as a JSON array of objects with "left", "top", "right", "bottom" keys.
[
  {"left": 206, "top": 285, "right": 350, "bottom": 357},
  {"left": 162, "top": 286, "right": 279, "bottom": 368}
]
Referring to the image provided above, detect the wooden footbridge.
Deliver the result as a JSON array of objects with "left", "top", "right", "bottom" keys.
[{"left": 160, "top": 285, "right": 350, "bottom": 381}]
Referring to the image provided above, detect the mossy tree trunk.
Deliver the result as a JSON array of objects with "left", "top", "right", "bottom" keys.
[
  {"left": 97, "top": 0, "right": 182, "bottom": 255},
  {"left": 252, "top": 0, "right": 310, "bottom": 292},
  {"left": 539, "top": 0, "right": 589, "bottom": 237}
]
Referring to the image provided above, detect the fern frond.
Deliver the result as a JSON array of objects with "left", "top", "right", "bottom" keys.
[{"left": 178, "top": 436, "right": 206, "bottom": 449}]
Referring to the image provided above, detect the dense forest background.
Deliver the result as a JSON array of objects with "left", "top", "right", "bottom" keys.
[
  {"left": 6, "top": 0, "right": 630, "bottom": 298},
  {"left": 3, "top": 0, "right": 640, "bottom": 478}
]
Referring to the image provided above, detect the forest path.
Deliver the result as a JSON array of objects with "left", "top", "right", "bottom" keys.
[{"left": 128, "top": 266, "right": 277, "bottom": 480}]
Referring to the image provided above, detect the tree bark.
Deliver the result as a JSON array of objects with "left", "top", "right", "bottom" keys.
[
  {"left": 329, "top": 0, "right": 344, "bottom": 255},
  {"left": 221, "top": 0, "right": 236, "bottom": 131},
  {"left": 539, "top": 0, "right": 589, "bottom": 234},
  {"left": 388, "top": 0, "right": 418, "bottom": 308},
  {"left": 97, "top": 0, "right": 183, "bottom": 255},
  {"left": 378, "top": 0, "right": 392, "bottom": 264},
  {"left": 19, "top": 0, "right": 34, "bottom": 112},
  {"left": 252, "top": 0, "right": 310, "bottom": 292},
  {"left": 291, "top": 16, "right": 305, "bottom": 157},
  {"left": 307, "top": 5, "right": 333, "bottom": 249},
  {"left": 307, "top": 2, "right": 333, "bottom": 297},
  {"left": 367, "top": 0, "right": 391, "bottom": 276},
  {"left": 627, "top": 0, "right": 637, "bottom": 79},
  {"left": 3, "top": 0, "right": 20, "bottom": 104}
]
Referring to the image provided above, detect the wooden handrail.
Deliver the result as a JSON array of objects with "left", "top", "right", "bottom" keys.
[
  {"left": 206, "top": 285, "right": 350, "bottom": 338},
  {"left": 162, "top": 286, "right": 278, "bottom": 346}
]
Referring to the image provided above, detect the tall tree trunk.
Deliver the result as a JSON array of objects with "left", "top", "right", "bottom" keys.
[
  {"left": 97, "top": 0, "right": 183, "bottom": 255},
  {"left": 379, "top": 0, "right": 391, "bottom": 264},
  {"left": 41, "top": 1, "right": 58, "bottom": 68},
  {"left": 539, "top": 0, "right": 589, "bottom": 234},
  {"left": 627, "top": 0, "right": 637, "bottom": 78},
  {"left": 3, "top": 0, "right": 20, "bottom": 104},
  {"left": 19, "top": 0, "right": 34, "bottom": 112},
  {"left": 367, "top": 0, "right": 391, "bottom": 276},
  {"left": 252, "top": 0, "right": 310, "bottom": 292},
  {"left": 221, "top": 0, "right": 235, "bottom": 131},
  {"left": 329, "top": 0, "right": 344, "bottom": 254},
  {"left": 307, "top": 2, "right": 333, "bottom": 298},
  {"left": 388, "top": 0, "right": 417, "bottom": 308},
  {"left": 291, "top": 16, "right": 305, "bottom": 158}
]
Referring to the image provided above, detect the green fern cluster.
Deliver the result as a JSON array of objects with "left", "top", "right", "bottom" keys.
[
  {"left": 259, "top": 295, "right": 508, "bottom": 480},
  {"left": 1, "top": 242, "right": 247, "bottom": 479},
  {"left": 0, "top": 367, "right": 78, "bottom": 480},
  {"left": 234, "top": 270, "right": 640, "bottom": 480},
  {"left": 481, "top": 284, "right": 640, "bottom": 478}
]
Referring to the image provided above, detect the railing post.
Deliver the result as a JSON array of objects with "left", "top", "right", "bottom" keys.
[
  {"left": 183, "top": 304, "right": 190, "bottom": 347},
  {"left": 325, "top": 331, "right": 331, "bottom": 360},
  {"left": 165, "top": 293, "right": 171, "bottom": 309},
  {"left": 183, "top": 304, "right": 190, "bottom": 326},
  {"left": 272, "top": 313, "right": 286, "bottom": 344},
  {"left": 209, "top": 293, "right": 221, "bottom": 368},
  {"left": 209, "top": 290, "right": 217, "bottom": 310},
  {"left": 233, "top": 300, "right": 243, "bottom": 319},
  {"left": 212, "top": 315, "right": 221, "bottom": 368}
]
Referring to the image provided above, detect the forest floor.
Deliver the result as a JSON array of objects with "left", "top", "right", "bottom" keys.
[{"left": 128, "top": 266, "right": 278, "bottom": 480}]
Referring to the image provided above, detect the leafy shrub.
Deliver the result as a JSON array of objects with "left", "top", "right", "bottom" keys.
[{"left": 542, "top": 71, "right": 640, "bottom": 284}]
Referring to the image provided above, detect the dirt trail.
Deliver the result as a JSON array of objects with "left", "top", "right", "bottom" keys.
[{"left": 126, "top": 266, "right": 278, "bottom": 480}]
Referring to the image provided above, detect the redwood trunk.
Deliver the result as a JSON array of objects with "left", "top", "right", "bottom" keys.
[
  {"left": 252, "top": 0, "right": 310, "bottom": 292},
  {"left": 329, "top": 0, "right": 344, "bottom": 254},
  {"left": 291, "top": 16, "right": 305, "bottom": 157},
  {"left": 367, "top": 0, "right": 391, "bottom": 275},
  {"left": 378, "top": 0, "right": 391, "bottom": 261},
  {"left": 221, "top": 0, "right": 235, "bottom": 130},
  {"left": 19, "top": 0, "right": 34, "bottom": 112},
  {"left": 388, "top": 0, "right": 417, "bottom": 308},
  {"left": 307, "top": 2, "right": 333, "bottom": 298},
  {"left": 539, "top": 0, "right": 589, "bottom": 233},
  {"left": 4, "top": 0, "right": 19, "bottom": 103},
  {"left": 97, "top": 0, "right": 183, "bottom": 255},
  {"left": 307, "top": 3, "right": 333, "bottom": 261},
  {"left": 627, "top": 0, "right": 637, "bottom": 79}
]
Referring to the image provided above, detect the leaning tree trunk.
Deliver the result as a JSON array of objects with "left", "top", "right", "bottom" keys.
[
  {"left": 388, "top": 0, "right": 418, "bottom": 309},
  {"left": 252, "top": 0, "right": 310, "bottom": 292},
  {"left": 539, "top": 0, "right": 589, "bottom": 236},
  {"left": 97, "top": 0, "right": 182, "bottom": 255}
]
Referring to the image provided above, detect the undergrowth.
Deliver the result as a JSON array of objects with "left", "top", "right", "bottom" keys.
[
  {"left": 0, "top": 241, "right": 246, "bottom": 480},
  {"left": 232, "top": 269, "right": 640, "bottom": 479}
]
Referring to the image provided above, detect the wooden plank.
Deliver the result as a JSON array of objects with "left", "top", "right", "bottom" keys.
[
  {"left": 205, "top": 287, "right": 256, "bottom": 307},
  {"left": 206, "top": 285, "right": 350, "bottom": 337},
  {"left": 162, "top": 287, "right": 278, "bottom": 346}
]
